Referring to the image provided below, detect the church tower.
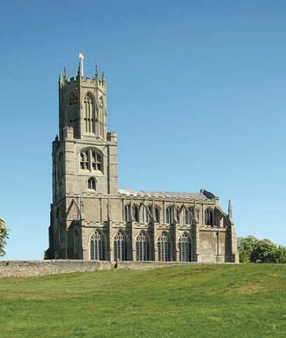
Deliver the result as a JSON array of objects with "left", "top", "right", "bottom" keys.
[
  {"left": 47, "top": 54, "right": 118, "bottom": 259},
  {"left": 47, "top": 54, "right": 238, "bottom": 263}
]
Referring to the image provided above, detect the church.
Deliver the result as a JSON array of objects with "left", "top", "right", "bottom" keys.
[{"left": 46, "top": 55, "right": 239, "bottom": 263}]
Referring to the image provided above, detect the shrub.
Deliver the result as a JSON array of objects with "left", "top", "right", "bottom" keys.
[{"left": 0, "top": 218, "right": 9, "bottom": 256}]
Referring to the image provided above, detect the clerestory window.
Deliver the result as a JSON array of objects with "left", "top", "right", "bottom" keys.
[
  {"left": 166, "top": 206, "right": 172, "bottom": 224},
  {"left": 166, "top": 206, "right": 179, "bottom": 224},
  {"left": 124, "top": 205, "right": 131, "bottom": 222},
  {"left": 205, "top": 208, "right": 214, "bottom": 226},
  {"left": 143, "top": 205, "right": 152, "bottom": 223},
  {"left": 185, "top": 207, "right": 193, "bottom": 225},
  {"left": 154, "top": 206, "right": 160, "bottom": 223},
  {"left": 133, "top": 204, "right": 139, "bottom": 222},
  {"left": 144, "top": 205, "right": 160, "bottom": 223}
]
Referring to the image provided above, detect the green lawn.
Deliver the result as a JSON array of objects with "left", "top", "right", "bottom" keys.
[{"left": 0, "top": 264, "right": 285, "bottom": 338}]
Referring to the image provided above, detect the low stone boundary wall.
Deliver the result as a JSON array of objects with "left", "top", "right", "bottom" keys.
[
  {"left": 0, "top": 260, "right": 198, "bottom": 278},
  {"left": 0, "top": 260, "right": 112, "bottom": 278}
]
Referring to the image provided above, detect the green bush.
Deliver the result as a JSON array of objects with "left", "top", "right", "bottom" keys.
[
  {"left": 0, "top": 218, "right": 8, "bottom": 256},
  {"left": 238, "top": 236, "right": 286, "bottom": 263}
]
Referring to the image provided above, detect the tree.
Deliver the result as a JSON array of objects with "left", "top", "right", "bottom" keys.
[
  {"left": 0, "top": 218, "right": 9, "bottom": 256},
  {"left": 250, "top": 239, "right": 277, "bottom": 263},
  {"left": 238, "top": 236, "right": 258, "bottom": 263},
  {"left": 238, "top": 236, "right": 286, "bottom": 263},
  {"left": 274, "top": 246, "right": 286, "bottom": 263}
]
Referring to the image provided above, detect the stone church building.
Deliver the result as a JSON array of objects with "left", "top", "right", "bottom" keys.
[{"left": 46, "top": 57, "right": 239, "bottom": 263}]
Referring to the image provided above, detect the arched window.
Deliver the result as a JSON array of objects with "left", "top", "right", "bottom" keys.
[
  {"left": 185, "top": 207, "right": 193, "bottom": 225},
  {"left": 133, "top": 204, "right": 139, "bottom": 222},
  {"left": 69, "top": 94, "right": 78, "bottom": 128},
  {"left": 158, "top": 232, "right": 171, "bottom": 261},
  {"left": 91, "top": 150, "right": 102, "bottom": 171},
  {"left": 147, "top": 205, "right": 153, "bottom": 223},
  {"left": 88, "top": 177, "right": 96, "bottom": 190},
  {"left": 124, "top": 205, "right": 131, "bottom": 222},
  {"left": 90, "top": 230, "right": 105, "bottom": 260},
  {"left": 84, "top": 93, "right": 95, "bottom": 133},
  {"left": 113, "top": 231, "right": 128, "bottom": 261},
  {"left": 166, "top": 206, "right": 173, "bottom": 224},
  {"left": 143, "top": 205, "right": 152, "bottom": 223},
  {"left": 179, "top": 233, "right": 191, "bottom": 262},
  {"left": 154, "top": 205, "right": 160, "bottom": 223},
  {"left": 69, "top": 93, "right": 78, "bottom": 105},
  {"left": 195, "top": 208, "right": 199, "bottom": 222},
  {"left": 136, "top": 231, "right": 150, "bottom": 261},
  {"left": 80, "top": 150, "right": 89, "bottom": 170},
  {"left": 80, "top": 148, "right": 103, "bottom": 173},
  {"left": 176, "top": 207, "right": 180, "bottom": 223},
  {"left": 205, "top": 208, "right": 214, "bottom": 226},
  {"left": 166, "top": 206, "right": 179, "bottom": 224},
  {"left": 97, "top": 96, "right": 104, "bottom": 138}
]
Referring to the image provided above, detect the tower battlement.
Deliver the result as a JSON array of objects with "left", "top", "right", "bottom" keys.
[
  {"left": 59, "top": 63, "right": 106, "bottom": 89},
  {"left": 58, "top": 58, "right": 108, "bottom": 141},
  {"left": 59, "top": 73, "right": 106, "bottom": 88}
]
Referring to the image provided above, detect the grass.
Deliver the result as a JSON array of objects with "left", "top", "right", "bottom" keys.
[{"left": 0, "top": 264, "right": 286, "bottom": 338}]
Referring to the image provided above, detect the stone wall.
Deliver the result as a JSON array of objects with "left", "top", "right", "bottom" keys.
[
  {"left": 0, "top": 260, "right": 110, "bottom": 278},
  {"left": 0, "top": 260, "right": 201, "bottom": 278}
]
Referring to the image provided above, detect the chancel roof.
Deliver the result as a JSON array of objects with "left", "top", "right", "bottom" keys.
[{"left": 118, "top": 189, "right": 212, "bottom": 200}]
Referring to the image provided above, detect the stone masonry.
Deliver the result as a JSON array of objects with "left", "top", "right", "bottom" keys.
[{"left": 46, "top": 56, "right": 239, "bottom": 264}]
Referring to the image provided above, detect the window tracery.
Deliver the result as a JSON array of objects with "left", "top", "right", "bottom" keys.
[
  {"left": 80, "top": 148, "right": 103, "bottom": 172},
  {"left": 166, "top": 206, "right": 172, "bottom": 224},
  {"left": 185, "top": 207, "right": 194, "bottom": 225},
  {"left": 166, "top": 206, "right": 179, "bottom": 224},
  {"left": 113, "top": 230, "right": 128, "bottom": 261},
  {"left": 98, "top": 96, "right": 104, "bottom": 138},
  {"left": 84, "top": 93, "right": 95, "bottom": 133},
  {"left": 205, "top": 208, "right": 214, "bottom": 226},
  {"left": 124, "top": 205, "right": 131, "bottom": 222},
  {"left": 136, "top": 231, "right": 150, "bottom": 261},
  {"left": 133, "top": 204, "right": 139, "bottom": 222},
  {"left": 154, "top": 206, "right": 160, "bottom": 223},
  {"left": 179, "top": 233, "right": 191, "bottom": 261},
  {"left": 90, "top": 230, "right": 105, "bottom": 260},
  {"left": 143, "top": 205, "right": 152, "bottom": 223},
  {"left": 69, "top": 93, "right": 78, "bottom": 105},
  {"left": 143, "top": 205, "right": 160, "bottom": 223},
  {"left": 69, "top": 94, "right": 78, "bottom": 128},
  {"left": 158, "top": 232, "right": 171, "bottom": 261}
]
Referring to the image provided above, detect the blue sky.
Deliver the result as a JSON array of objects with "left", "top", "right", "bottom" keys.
[{"left": 1, "top": 0, "right": 286, "bottom": 259}]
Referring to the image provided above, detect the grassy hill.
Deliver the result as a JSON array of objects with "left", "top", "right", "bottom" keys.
[{"left": 0, "top": 264, "right": 285, "bottom": 338}]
